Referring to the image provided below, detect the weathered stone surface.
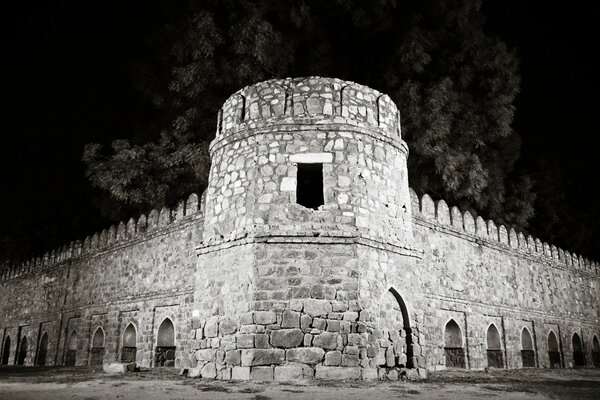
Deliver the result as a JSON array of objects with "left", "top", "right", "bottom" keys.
[
  {"left": 200, "top": 362, "right": 217, "bottom": 379},
  {"left": 271, "top": 329, "right": 304, "bottom": 348},
  {"left": 103, "top": 362, "right": 135, "bottom": 374},
  {"left": 188, "top": 367, "right": 201, "bottom": 378},
  {"left": 315, "top": 366, "right": 361, "bottom": 380},
  {"left": 195, "top": 349, "right": 216, "bottom": 362},
  {"left": 251, "top": 366, "right": 274, "bottom": 381},
  {"left": 274, "top": 365, "right": 305, "bottom": 381},
  {"left": 324, "top": 351, "right": 342, "bottom": 366},
  {"left": 224, "top": 350, "right": 241, "bottom": 366},
  {"left": 313, "top": 332, "right": 339, "bottom": 350},
  {"left": 241, "top": 349, "right": 285, "bottom": 366},
  {"left": 231, "top": 366, "right": 250, "bottom": 380},
  {"left": 219, "top": 318, "right": 237, "bottom": 335},
  {"left": 304, "top": 299, "right": 332, "bottom": 317},
  {"left": 281, "top": 310, "right": 300, "bottom": 328},
  {"left": 286, "top": 347, "right": 325, "bottom": 365},
  {"left": 254, "top": 311, "right": 277, "bottom": 325}
]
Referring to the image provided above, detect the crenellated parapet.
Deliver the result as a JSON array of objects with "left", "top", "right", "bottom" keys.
[
  {"left": 215, "top": 77, "right": 400, "bottom": 146},
  {"left": 409, "top": 188, "right": 599, "bottom": 275},
  {"left": 0, "top": 192, "right": 206, "bottom": 282}
]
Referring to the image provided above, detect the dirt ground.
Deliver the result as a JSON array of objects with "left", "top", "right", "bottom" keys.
[{"left": 0, "top": 366, "right": 599, "bottom": 400}]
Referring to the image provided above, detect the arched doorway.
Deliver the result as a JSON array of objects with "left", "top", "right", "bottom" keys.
[
  {"left": 444, "top": 319, "right": 465, "bottom": 368},
  {"left": 486, "top": 324, "right": 504, "bottom": 368},
  {"left": 17, "top": 336, "right": 27, "bottom": 365},
  {"left": 379, "top": 288, "right": 416, "bottom": 368},
  {"left": 572, "top": 333, "right": 585, "bottom": 367},
  {"left": 90, "top": 327, "right": 105, "bottom": 367},
  {"left": 121, "top": 323, "right": 137, "bottom": 363},
  {"left": 592, "top": 335, "right": 600, "bottom": 368},
  {"left": 155, "top": 318, "right": 176, "bottom": 367},
  {"left": 548, "top": 331, "right": 561, "bottom": 368},
  {"left": 35, "top": 333, "right": 48, "bottom": 366},
  {"left": 1, "top": 336, "right": 10, "bottom": 365},
  {"left": 521, "top": 327, "right": 535, "bottom": 367},
  {"left": 65, "top": 330, "right": 78, "bottom": 366}
]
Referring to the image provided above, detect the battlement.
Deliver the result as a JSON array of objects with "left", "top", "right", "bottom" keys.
[
  {"left": 409, "top": 189, "right": 599, "bottom": 275},
  {"left": 0, "top": 192, "right": 205, "bottom": 282},
  {"left": 216, "top": 77, "right": 400, "bottom": 144}
]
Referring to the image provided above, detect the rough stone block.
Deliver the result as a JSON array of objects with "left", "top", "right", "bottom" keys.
[
  {"left": 231, "top": 366, "right": 251, "bottom": 380},
  {"left": 254, "top": 311, "right": 277, "bottom": 325},
  {"left": 281, "top": 310, "right": 300, "bottom": 328},
  {"left": 251, "top": 366, "right": 274, "bottom": 381},
  {"left": 324, "top": 351, "right": 342, "bottom": 366},
  {"left": 241, "top": 349, "right": 285, "bottom": 366},
  {"left": 225, "top": 350, "right": 241, "bottom": 366},
  {"left": 361, "top": 368, "right": 378, "bottom": 380},
  {"left": 103, "top": 362, "right": 135, "bottom": 374},
  {"left": 286, "top": 347, "right": 325, "bottom": 365},
  {"left": 219, "top": 318, "right": 237, "bottom": 335},
  {"left": 313, "top": 332, "right": 339, "bottom": 350},
  {"left": 274, "top": 365, "right": 305, "bottom": 381},
  {"left": 200, "top": 362, "right": 217, "bottom": 379},
  {"left": 304, "top": 299, "right": 332, "bottom": 317},
  {"left": 342, "top": 354, "right": 360, "bottom": 367},
  {"left": 326, "top": 320, "right": 340, "bottom": 332},
  {"left": 188, "top": 367, "right": 201, "bottom": 378},
  {"left": 195, "top": 349, "right": 216, "bottom": 362},
  {"left": 313, "top": 318, "right": 326, "bottom": 330},
  {"left": 254, "top": 334, "right": 269, "bottom": 349},
  {"left": 236, "top": 334, "right": 254, "bottom": 349},
  {"left": 315, "top": 366, "right": 361, "bottom": 380},
  {"left": 271, "top": 329, "right": 304, "bottom": 348},
  {"left": 301, "top": 315, "right": 312, "bottom": 332},
  {"left": 204, "top": 319, "right": 218, "bottom": 338}
]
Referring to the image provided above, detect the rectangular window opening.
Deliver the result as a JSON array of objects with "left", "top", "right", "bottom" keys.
[{"left": 296, "top": 163, "right": 324, "bottom": 210}]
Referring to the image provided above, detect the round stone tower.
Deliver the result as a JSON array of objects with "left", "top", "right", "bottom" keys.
[{"left": 193, "top": 77, "right": 424, "bottom": 381}]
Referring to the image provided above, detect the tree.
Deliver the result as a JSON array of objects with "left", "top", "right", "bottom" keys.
[{"left": 84, "top": 0, "right": 533, "bottom": 228}]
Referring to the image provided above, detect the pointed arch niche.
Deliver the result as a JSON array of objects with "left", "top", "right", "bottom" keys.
[
  {"left": 120, "top": 323, "right": 137, "bottom": 363},
  {"left": 378, "top": 288, "right": 417, "bottom": 369},
  {"left": 17, "top": 336, "right": 27, "bottom": 365},
  {"left": 592, "top": 335, "right": 600, "bottom": 368},
  {"left": 35, "top": 332, "right": 48, "bottom": 366},
  {"left": 520, "top": 327, "right": 536, "bottom": 367},
  {"left": 154, "top": 318, "right": 176, "bottom": 367},
  {"left": 444, "top": 319, "right": 465, "bottom": 368},
  {"left": 548, "top": 330, "right": 561, "bottom": 368},
  {"left": 90, "top": 327, "right": 105, "bottom": 367},
  {"left": 64, "top": 330, "right": 78, "bottom": 366},
  {"left": 572, "top": 332, "right": 585, "bottom": 367},
  {"left": 486, "top": 324, "right": 504, "bottom": 368},
  {"left": 1, "top": 336, "right": 10, "bottom": 365}
]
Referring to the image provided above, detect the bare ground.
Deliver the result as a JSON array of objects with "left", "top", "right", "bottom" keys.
[{"left": 0, "top": 366, "right": 599, "bottom": 400}]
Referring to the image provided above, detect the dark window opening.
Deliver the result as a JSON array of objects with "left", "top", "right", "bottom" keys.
[{"left": 297, "top": 163, "right": 324, "bottom": 209}]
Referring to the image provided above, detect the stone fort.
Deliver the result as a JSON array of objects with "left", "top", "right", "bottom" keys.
[{"left": 1, "top": 77, "right": 599, "bottom": 380}]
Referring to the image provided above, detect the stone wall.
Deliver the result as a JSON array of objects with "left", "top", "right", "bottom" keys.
[
  {"left": 0, "top": 193, "right": 203, "bottom": 368},
  {"left": 1, "top": 77, "right": 599, "bottom": 380}
]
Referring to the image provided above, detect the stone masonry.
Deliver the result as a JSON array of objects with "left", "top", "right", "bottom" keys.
[{"left": 1, "top": 77, "right": 599, "bottom": 380}]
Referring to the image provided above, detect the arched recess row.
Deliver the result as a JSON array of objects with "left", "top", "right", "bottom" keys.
[
  {"left": 572, "top": 333, "right": 585, "bottom": 367},
  {"left": 65, "top": 330, "right": 78, "bottom": 366},
  {"left": 548, "top": 330, "right": 561, "bottom": 369},
  {"left": 1, "top": 336, "right": 10, "bottom": 365},
  {"left": 35, "top": 333, "right": 48, "bottom": 366}
]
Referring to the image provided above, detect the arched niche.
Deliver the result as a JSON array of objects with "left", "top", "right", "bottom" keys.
[
  {"left": 17, "top": 336, "right": 27, "bottom": 365},
  {"left": 486, "top": 324, "right": 504, "bottom": 368},
  {"left": 520, "top": 327, "right": 535, "bottom": 367},
  {"left": 36, "top": 333, "right": 48, "bottom": 366},
  {"left": 444, "top": 319, "right": 465, "bottom": 368},
  {"left": 1, "top": 336, "right": 10, "bottom": 365},
  {"left": 548, "top": 330, "right": 561, "bottom": 368},
  {"left": 592, "top": 335, "right": 600, "bottom": 368},
  {"left": 120, "top": 323, "right": 137, "bottom": 363},
  {"left": 572, "top": 333, "right": 585, "bottom": 367},
  {"left": 378, "top": 288, "right": 417, "bottom": 369},
  {"left": 155, "top": 318, "right": 176, "bottom": 367},
  {"left": 64, "top": 330, "right": 78, "bottom": 366},
  {"left": 90, "top": 327, "right": 105, "bottom": 367}
]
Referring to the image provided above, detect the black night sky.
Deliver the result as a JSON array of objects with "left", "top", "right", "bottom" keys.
[{"left": 1, "top": 1, "right": 598, "bottom": 263}]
